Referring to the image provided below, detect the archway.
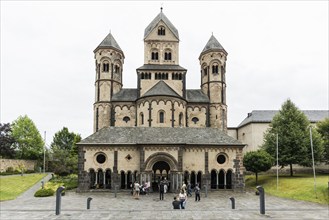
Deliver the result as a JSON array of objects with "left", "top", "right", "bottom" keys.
[
  {"left": 89, "top": 169, "right": 96, "bottom": 189},
  {"left": 219, "top": 170, "right": 225, "bottom": 189},
  {"left": 210, "top": 170, "right": 217, "bottom": 189},
  {"left": 152, "top": 161, "right": 170, "bottom": 191},
  {"left": 105, "top": 169, "right": 111, "bottom": 189},
  {"left": 226, "top": 170, "right": 232, "bottom": 189}
]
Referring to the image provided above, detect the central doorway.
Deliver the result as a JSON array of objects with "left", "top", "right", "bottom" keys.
[{"left": 152, "top": 161, "right": 170, "bottom": 191}]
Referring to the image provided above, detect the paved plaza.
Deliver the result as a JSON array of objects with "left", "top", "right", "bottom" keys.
[{"left": 0, "top": 176, "right": 328, "bottom": 219}]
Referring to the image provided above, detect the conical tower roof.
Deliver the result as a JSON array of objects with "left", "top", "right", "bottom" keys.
[
  {"left": 94, "top": 32, "right": 123, "bottom": 54},
  {"left": 200, "top": 35, "right": 227, "bottom": 56},
  {"left": 144, "top": 10, "right": 179, "bottom": 40}
]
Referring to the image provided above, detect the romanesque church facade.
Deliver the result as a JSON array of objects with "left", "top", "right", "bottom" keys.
[{"left": 77, "top": 10, "right": 245, "bottom": 192}]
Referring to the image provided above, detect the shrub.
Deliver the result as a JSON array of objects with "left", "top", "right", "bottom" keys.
[
  {"left": 6, "top": 167, "right": 14, "bottom": 173},
  {"left": 34, "top": 188, "right": 55, "bottom": 197}
]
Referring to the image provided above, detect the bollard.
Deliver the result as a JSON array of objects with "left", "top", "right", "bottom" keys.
[
  {"left": 55, "top": 186, "right": 65, "bottom": 215},
  {"left": 87, "top": 197, "right": 93, "bottom": 209},
  {"left": 204, "top": 185, "right": 208, "bottom": 198},
  {"left": 256, "top": 186, "right": 265, "bottom": 215},
  {"left": 114, "top": 185, "right": 117, "bottom": 198},
  {"left": 41, "top": 181, "right": 44, "bottom": 189},
  {"left": 229, "top": 197, "right": 235, "bottom": 209}
]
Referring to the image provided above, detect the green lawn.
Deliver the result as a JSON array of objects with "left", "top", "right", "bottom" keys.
[
  {"left": 245, "top": 174, "right": 329, "bottom": 205},
  {"left": 0, "top": 174, "right": 47, "bottom": 201}
]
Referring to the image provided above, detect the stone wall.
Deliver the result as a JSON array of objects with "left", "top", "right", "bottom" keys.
[{"left": 0, "top": 159, "right": 37, "bottom": 172}]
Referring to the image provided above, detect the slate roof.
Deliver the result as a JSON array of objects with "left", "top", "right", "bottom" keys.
[
  {"left": 142, "top": 81, "right": 181, "bottom": 98},
  {"left": 137, "top": 64, "right": 186, "bottom": 71},
  {"left": 78, "top": 127, "right": 244, "bottom": 146},
  {"left": 200, "top": 35, "right": 227, "bottom": 57},
  {"left": 186, "top": 90, "right": 209, "bottom": 103},
  {"left": 144, "top": 11, "right": 179, "bottom": 40},
  {"left": 112, "top": 89, "right": 138, "bottom": 102},
  {"left": 238, "top": 110, "right": 329, "bottom": 128},
  {"left": 94, "top": 32, "right": 123, "bottom": 53}
]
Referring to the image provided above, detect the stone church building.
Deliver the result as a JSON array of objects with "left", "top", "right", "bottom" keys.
[{"left": 77, "top": 10, "right": 245, "bottom": 192}]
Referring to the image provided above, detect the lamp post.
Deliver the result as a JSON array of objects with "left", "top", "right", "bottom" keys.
[{"left": 43, "top": 131, "right": 46, "bottom": 174}]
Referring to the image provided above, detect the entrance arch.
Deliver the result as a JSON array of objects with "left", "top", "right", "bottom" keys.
[{"left": 144, "top": 152, "right": 178, "bottom": 192}]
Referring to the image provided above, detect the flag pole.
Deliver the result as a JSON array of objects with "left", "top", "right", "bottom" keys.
[
  {"left": 309, "top": 126, "right": 317, "bottom": 198},
  {"left": 44, "top": 131, "right": 46, "bottom": 174},
  {"left": 276, "top": 133, "right": 279, "bottom": 191}
]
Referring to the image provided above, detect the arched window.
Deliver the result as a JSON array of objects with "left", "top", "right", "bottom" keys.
[
  {"left": 179, "top": 113, "right": 183, "bottom": 126},
  {"left": 158, "top": 26, "right": 165, "bottom": 35},
  {"left": 204, "top": 67, "right": 208, "bottom": 76},
  {"left": 164, "top": 51, "right": 172, "bottom": 60},
  {"left": 140, "top": 113, "right": 144, "bottom": 125},
  {"left": 159, "top": 111, "right": 165, "bottom": 123},
  {"left": 151, "top": 52, "right": 159, "bottom": 60},
  {"left": 141, "top": 73, "right": 144, "bottom": 79},
  {"left": 103, "top": 62, "right": 109, "bottom": 72},
  {"left": 114, "top": 65, "right": 120, "bottom": 73},
  {"left": 212, "top": 64, "right": 219, "bottom": 74}
]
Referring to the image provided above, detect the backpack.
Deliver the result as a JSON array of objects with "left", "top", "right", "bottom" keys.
[{"left": 195, "top": 186, "right": 200, "bottom": 194}]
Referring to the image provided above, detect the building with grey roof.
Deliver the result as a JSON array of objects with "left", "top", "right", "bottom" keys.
[
  {"left": 228, "top": 110, "right": 329, "bottom": 153},
  {"left": 77, "top": 9, "right": 245, "bottom": 192}
]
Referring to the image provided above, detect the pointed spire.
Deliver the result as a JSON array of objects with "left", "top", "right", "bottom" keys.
[
  {"left": 94, "top": 32, "right": 123, "bottom": 53},
  {"left": 201, "top": 35, "right": 227, "bottom": 55}
]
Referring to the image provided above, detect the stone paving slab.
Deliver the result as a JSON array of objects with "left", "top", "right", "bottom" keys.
[{"left": 0, "top": 190, "right": 328, "bottom": 219}]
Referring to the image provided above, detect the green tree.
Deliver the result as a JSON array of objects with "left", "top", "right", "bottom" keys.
[
  {"left": 0, "top": 123, "right": 16, "bottom": 158},
  {"left": 243, "top": 150, "right": 274, "bottom": 184},
  {"left": 316, "top": 118, "right": 329, "bottom": 163},
  {"left": 50, "top": 127, "right": 81, "bottom": 175},
  {"left": 11, "top": 115, "right": 44, "bottom": 160},
  {"left": 262, "top": 99, "right": 323, "bottom": 176}
]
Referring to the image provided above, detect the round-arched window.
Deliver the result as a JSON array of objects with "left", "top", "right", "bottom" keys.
[
  {"left": 217, "top": 154, "right": 226, "bottom": 164},
  {"left": 96, "top": 153, "right": 106, "bottom": 164}
]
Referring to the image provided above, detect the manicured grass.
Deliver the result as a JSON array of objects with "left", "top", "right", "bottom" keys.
[
  {"left": 43, "top": 174, "right": 78, "bottom": 192},
  {"left": 245, "top": 174, "right": 329, "bottom": 205},
  {"left": 0, "top": 174, "right": 47, "bottom": 201}
]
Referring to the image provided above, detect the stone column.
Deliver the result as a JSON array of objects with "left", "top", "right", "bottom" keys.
[
  {"left": 125, "top": 173, "right": 128, "bottom": 189},
  {"left": 103, "top": 172, "right": 106, "bottom": 189},
  {"left": 216, "top": 172, "right": 219, "bottom": 189}
]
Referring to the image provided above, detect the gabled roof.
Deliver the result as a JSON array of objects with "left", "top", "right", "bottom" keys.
[
  {"left": 142, "top": 81, "right": 181, "bottom": 98},
  {"left": 186, "top": 90, "right": 209, "bottom": 103},
  {"left": 137, "top": 64, "right": 186, "bottom": 71},
  {"left": 78, "top": 127, "right": 244, "bottom": 146},
  {"left": 94, "top": 32, "right": 123, "bottom": 53},
  {"left": 111, "top": 89, "right": 138, "bottom": 102},
  {"left": 144, "top": 11, "right": 179, "bottom": 40},
  {"left": 238, "top": 110, "right": 329, "bottom": 128},
  {"left": 200, "top": 35, "right": 227, "bottom": 57}
]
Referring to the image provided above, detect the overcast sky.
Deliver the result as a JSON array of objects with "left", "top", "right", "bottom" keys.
[{"left": 1, "top": 1, "right": 328, "bottom": 145}]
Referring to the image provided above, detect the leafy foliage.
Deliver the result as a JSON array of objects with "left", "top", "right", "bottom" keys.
[
  {"left": 11, "top": 115, "right": 44, "bottom": 160},
  {"left": 316, "top": 118, "right": 329, "bottom": 163},
  {"left": 262, "top": 99, "right": 323, "bottom": 176},
  {"left": 34, "top": 188, "right": 55, "bottom": 197},
  {"left": 243, "top": 150, "right": 274, "bottom": 184},
  {"left": 50, "top": 127, "right": 81, "bottom": 175},
  {"left": 0, "top": 123, "right": 16, "bottom": 158}
]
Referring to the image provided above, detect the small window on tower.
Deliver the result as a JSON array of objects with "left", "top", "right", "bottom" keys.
[
  {"left": 212, "top": 64, "right": 219, "bottom": 74},
  {"left": 103, "top": 62, "right": 109, "bottom": 72},
  {"left": 158, "top": 26, "right": 165, "bottom": 35},
  {"left": 159, "top": 111, "right": 165, "bottom": 123}
]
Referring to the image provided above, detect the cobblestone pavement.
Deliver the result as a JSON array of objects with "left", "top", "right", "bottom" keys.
[{"left": 0, "top": 185, "right": 328, "bottom": 220}]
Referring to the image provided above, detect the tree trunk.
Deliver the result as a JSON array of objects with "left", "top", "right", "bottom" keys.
[
  {"left": 255, "top": 172, "right": 258, "bottom": 184},
  {"left": 290, "top": 163, "right": 293, "bottom": 176}
]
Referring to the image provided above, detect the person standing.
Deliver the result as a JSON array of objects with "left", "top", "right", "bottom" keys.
[
  {"left": 159, "top": 179, "right": 165, "bottom": 200},
  {"left": 178, "top": 189, "right": 187, "bottom": 209},
  {"left": 187, "top": 182, "right": 192, "bottom": 197},
  {"left": 134, "top": 181, "right": 140, "bottom": 199},
  {"left": 195, "top": 183, "right": 200, "bottom": 201}
]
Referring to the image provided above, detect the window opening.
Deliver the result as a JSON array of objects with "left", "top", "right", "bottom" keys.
[
  {"left": 192, "top": 117, "right": 199, "bottom": 124},
  {"left": 123, "top": 116, "right": 130, "bottom": 123},
  {"left": 96, "top": 153, "right": 106, "bottom": 164},
  {"left": 103, "top": 63, "right": 109, "bottom": 72},
  {"left": 159, "top": 111, "right": 164, "bottom": 123}
]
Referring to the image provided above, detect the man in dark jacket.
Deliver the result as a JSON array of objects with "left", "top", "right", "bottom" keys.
[
  {"left": 159, "top": 180, "right": 165, "bottom": 200},
  {"left": 172, "top": 196, "right": 180, "bottom": 209}
]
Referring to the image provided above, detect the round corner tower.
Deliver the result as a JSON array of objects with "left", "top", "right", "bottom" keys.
[
  {"left": 199, "top": 35, "right": 228, "bottom": 132},
  {"left": 93, "top": 32, "right": 125, "bottom": 132}
]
